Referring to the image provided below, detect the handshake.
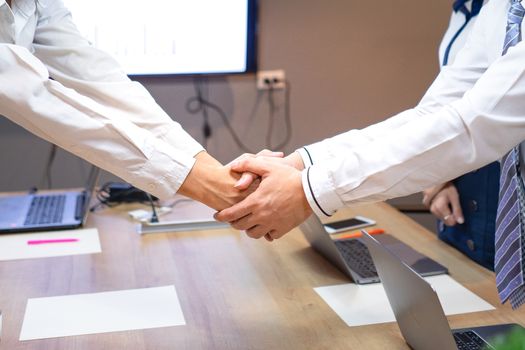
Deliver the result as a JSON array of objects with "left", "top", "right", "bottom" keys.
[{"left": 178, "top": 150, "right": 313, "bottom": 242}]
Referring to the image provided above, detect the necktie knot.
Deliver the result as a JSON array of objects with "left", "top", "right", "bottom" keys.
[
  {"left": 452, "top": 0, "right": 484, "bottom": 19},
  {"left": 453, "top": 0, "right": 471, "bottom": 17},
  {"left": 453, "top": 0, "right": 469, "bottom": 12}
]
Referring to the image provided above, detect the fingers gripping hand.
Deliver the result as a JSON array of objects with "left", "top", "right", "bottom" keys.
[
  {"left": 215, "top": 157, "right": 312, "bottom": 240},
  {"left": 232, "top": 150, "right": 284, "bottom": 190}
]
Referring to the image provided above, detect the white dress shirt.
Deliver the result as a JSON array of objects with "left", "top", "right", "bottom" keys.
[
  {"left": 438, "top": 0, "right": 489, "bottom": 67},
  {"left": 298, "top": 0, "right": 525, "bottom": 218},
  {"left": 0, "top": 0, "right": 204, "bottom": 199}
]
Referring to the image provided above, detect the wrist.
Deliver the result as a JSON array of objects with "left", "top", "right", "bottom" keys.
[
  {"left": 179, "top": 152, "right": 241, "bottom": 210},
  {"left": 285, "top": 152, "right": 305, "bottom": 170}
]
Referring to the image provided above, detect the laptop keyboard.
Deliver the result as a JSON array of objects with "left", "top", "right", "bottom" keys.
[
  {"left": 334, "top": 239, "right": 378, "bottom": 278},
  {"left": 453, "top": 330, "right": 488, "bottom": 350},
  {"left": 24, "top": 195, "right": 66, "bottom": 225}
]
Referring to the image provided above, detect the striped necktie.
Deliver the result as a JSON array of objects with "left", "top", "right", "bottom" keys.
[{"left": 495, "top": 0, "right": 525, "bottom": 309}]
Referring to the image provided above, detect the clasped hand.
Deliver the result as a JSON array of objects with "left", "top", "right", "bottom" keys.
[
  {"left": 215, "top": 151, "right": 312, "bottom": 241},
  {"left": 422, "top": 182, "right": 464, "bottom": 226}
]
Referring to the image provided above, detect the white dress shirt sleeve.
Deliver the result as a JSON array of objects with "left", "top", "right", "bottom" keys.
[
  {"left": 297, "top": 7, "right": 487, "bottom": 170},
  {"left": 302, "top": 4, "right": 525, "bottom": 216},
  {"left": 296, "top": 109, "right": 424, "bottom": 168},
  {"left": 0, "top": 0, "right": 204, "bottom": 199}
]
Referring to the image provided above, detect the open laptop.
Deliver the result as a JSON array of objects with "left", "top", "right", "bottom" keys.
[
  {"left": 361, "top": 229, "right": 524, "bottom": 350},
  {"left": 299, "top": 215, "right": 448, "bottom": 284},
  {"left": 0, "top": 166, "right": 100, "bottom": 233}
]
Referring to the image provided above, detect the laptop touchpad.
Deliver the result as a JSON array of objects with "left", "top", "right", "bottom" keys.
[{"left": 0, "top": 196, "right": 31, "bottom": 224}]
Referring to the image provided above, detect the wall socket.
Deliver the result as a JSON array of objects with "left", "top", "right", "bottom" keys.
[{"left": 256, "top": 69, "right": 286, "bottom": 90}]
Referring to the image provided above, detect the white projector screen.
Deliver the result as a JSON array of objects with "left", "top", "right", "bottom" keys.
[{"left": 61, "top": 0, "right": 257, "bottom": 76}]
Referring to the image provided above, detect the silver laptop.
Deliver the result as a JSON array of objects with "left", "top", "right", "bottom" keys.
[
  {"left": 299, "top": 215, "right": 448, "bottom": 284},
  {"left": 361, "top": 229, "right": 524, "bottom": 350},
  {"left": 0, "top": 166, "right": 99, "bottom": 233}
]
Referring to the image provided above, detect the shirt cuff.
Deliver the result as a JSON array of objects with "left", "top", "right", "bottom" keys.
[
  {"left": 301, "top": 166, "right": 344, "bottom": 218},
  {"left": 163, "top": 125, "right": 205, "bottom": 157},
  {"left": 123, "top": 133, "right": 199, "bottom": 199},
  {"left": 133, "top": 142, "right": 197, "bottom": 200},
  {"left": 297, "top": 147, "right": 314, "bottom": 167},
  {"left": 299, "top": 140, "right": 334, "bottom": 165}
]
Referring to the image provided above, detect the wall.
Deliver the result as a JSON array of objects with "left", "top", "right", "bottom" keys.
[{"left": 0, "top": 0, "right": 451, "bottom": 201}]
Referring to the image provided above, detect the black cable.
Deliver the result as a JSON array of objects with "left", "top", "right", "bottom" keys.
[
  {"left": 146, "top": 193, "right": 159, "bottom": 223},
  {"left": 89, "top": 182, "right": 193, "bottom": 220},
  {"left": 269, "top": 80, "right": 292, "bottom": 151},
  {"left": 185, "top": 79, "right": 293, "bottom": 153},
  {"left": 266, "top": 85, "right": 276, "bottom": 149},
  {"left": 247, "top": 89, "right": 265, "bottom": 125},
  {"left": 89, "top": 182, "right": 158, "bottom": 212},
  {"left": 186, "top": 78, "right": 212, "bottom": 149},
  {"left": 186, "top": 79, "right": 256, "bottom": 153},
  {"left": 39, "top": 144, "right": 57, "bottom": 189}
]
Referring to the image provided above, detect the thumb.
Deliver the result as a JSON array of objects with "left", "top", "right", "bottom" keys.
[
  {"left": 234, "top": 172, "right": 258, "bottom": 189},
  {"left": 230, "top": 157, "right": 270, "bottom": 176}
]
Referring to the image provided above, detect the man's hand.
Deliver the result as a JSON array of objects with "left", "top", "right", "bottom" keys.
[
  {"left": 422, "top": 182, "right": 464, "bottom": 226},
  {"left": 233, "top": 150, "right": 306, "bottom": 190},
  {"left": 178, "top": 152, "right": 257, "bottom": 211},
  {"left": 231, "top": 149, "right": 285, "bottom": 190},
  {"left": 214, "top": 156, "right": 313, "bottom": 241}
]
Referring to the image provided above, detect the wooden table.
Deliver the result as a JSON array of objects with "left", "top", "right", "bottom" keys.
[{"left": 0, "top": 201, "right": 524, "bottom": 349}]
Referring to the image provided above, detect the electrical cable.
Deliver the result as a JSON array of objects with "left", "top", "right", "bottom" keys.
[
  {"left": 185, "top": 79, "right": 293, "bottom": 153},
  {"left": 268, "top": 80, "right": 292, "bottom": 150},
  {"left": 146, "top": 193, "right": 159, "bottom": 223},
  {"left": 246, "top": 89, "right": 265, "bottom": 125},
  {"left": 266, "top": 85, "right": 276, "bottom": 149},
  {"left": 89, "top": 182, "right": 158, "bottom": 212},
  {"left": 186, "top": 79, "right": 256, "bottom": 153},
  {"left": 186, "top": 77, "right": 212, "bottom": 148},
  {"left": 89, "top": 182, "right": 194, "bottom": 223},
  {"left": 39, "top": 144, "right": 57, "bottom": 189}
]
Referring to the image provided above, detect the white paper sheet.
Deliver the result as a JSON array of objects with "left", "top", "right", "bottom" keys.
[
  {"left": 0, "top": 228, "right": 101, "bottom": 261},
  {"left": 19, "top": 285, "right": 186, "bottom": 340},
  {"left": 314, "top": 274, "right": 495, "bottom": 327}
]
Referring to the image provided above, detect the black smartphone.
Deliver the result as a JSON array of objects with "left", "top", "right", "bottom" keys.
[{"left": 323, "top": 216, "right": 376, "bottom": 234}]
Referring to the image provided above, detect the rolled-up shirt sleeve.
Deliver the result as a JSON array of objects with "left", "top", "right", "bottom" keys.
[
  {"left": 0, "top": 0, "right": 205, "bottom": 199},
  {"left": 32, "top": 1, "right": 204, "bottom": 158},
  {"left": 0, "top": 44, "right": 198, "bottom": 199}
]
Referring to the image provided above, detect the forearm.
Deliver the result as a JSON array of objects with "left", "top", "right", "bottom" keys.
[
  {"left": 297, "top": 24, "right": 485, "bottom": 168},
  {"left": 296, "top": 108, "right": 430, "bottom": 167},
  {"left": 302, "top": 29, "right": 525, "bottom": 215},
  {"left": 305, "top": 95, "right": 525, "bottom": 216},
  {"left": 0, "top": 44, "right": 196, "bottom": 199},
  {"left": 178, "top": 152, "right": 246, "bottom": 211},
  {"left": 33, "top": 3, "right": 204, "bottom": 157}
]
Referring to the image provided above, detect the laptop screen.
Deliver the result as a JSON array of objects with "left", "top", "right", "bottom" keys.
[{"left": 80, "top": 166, "right": 100, "bottom": 224}]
